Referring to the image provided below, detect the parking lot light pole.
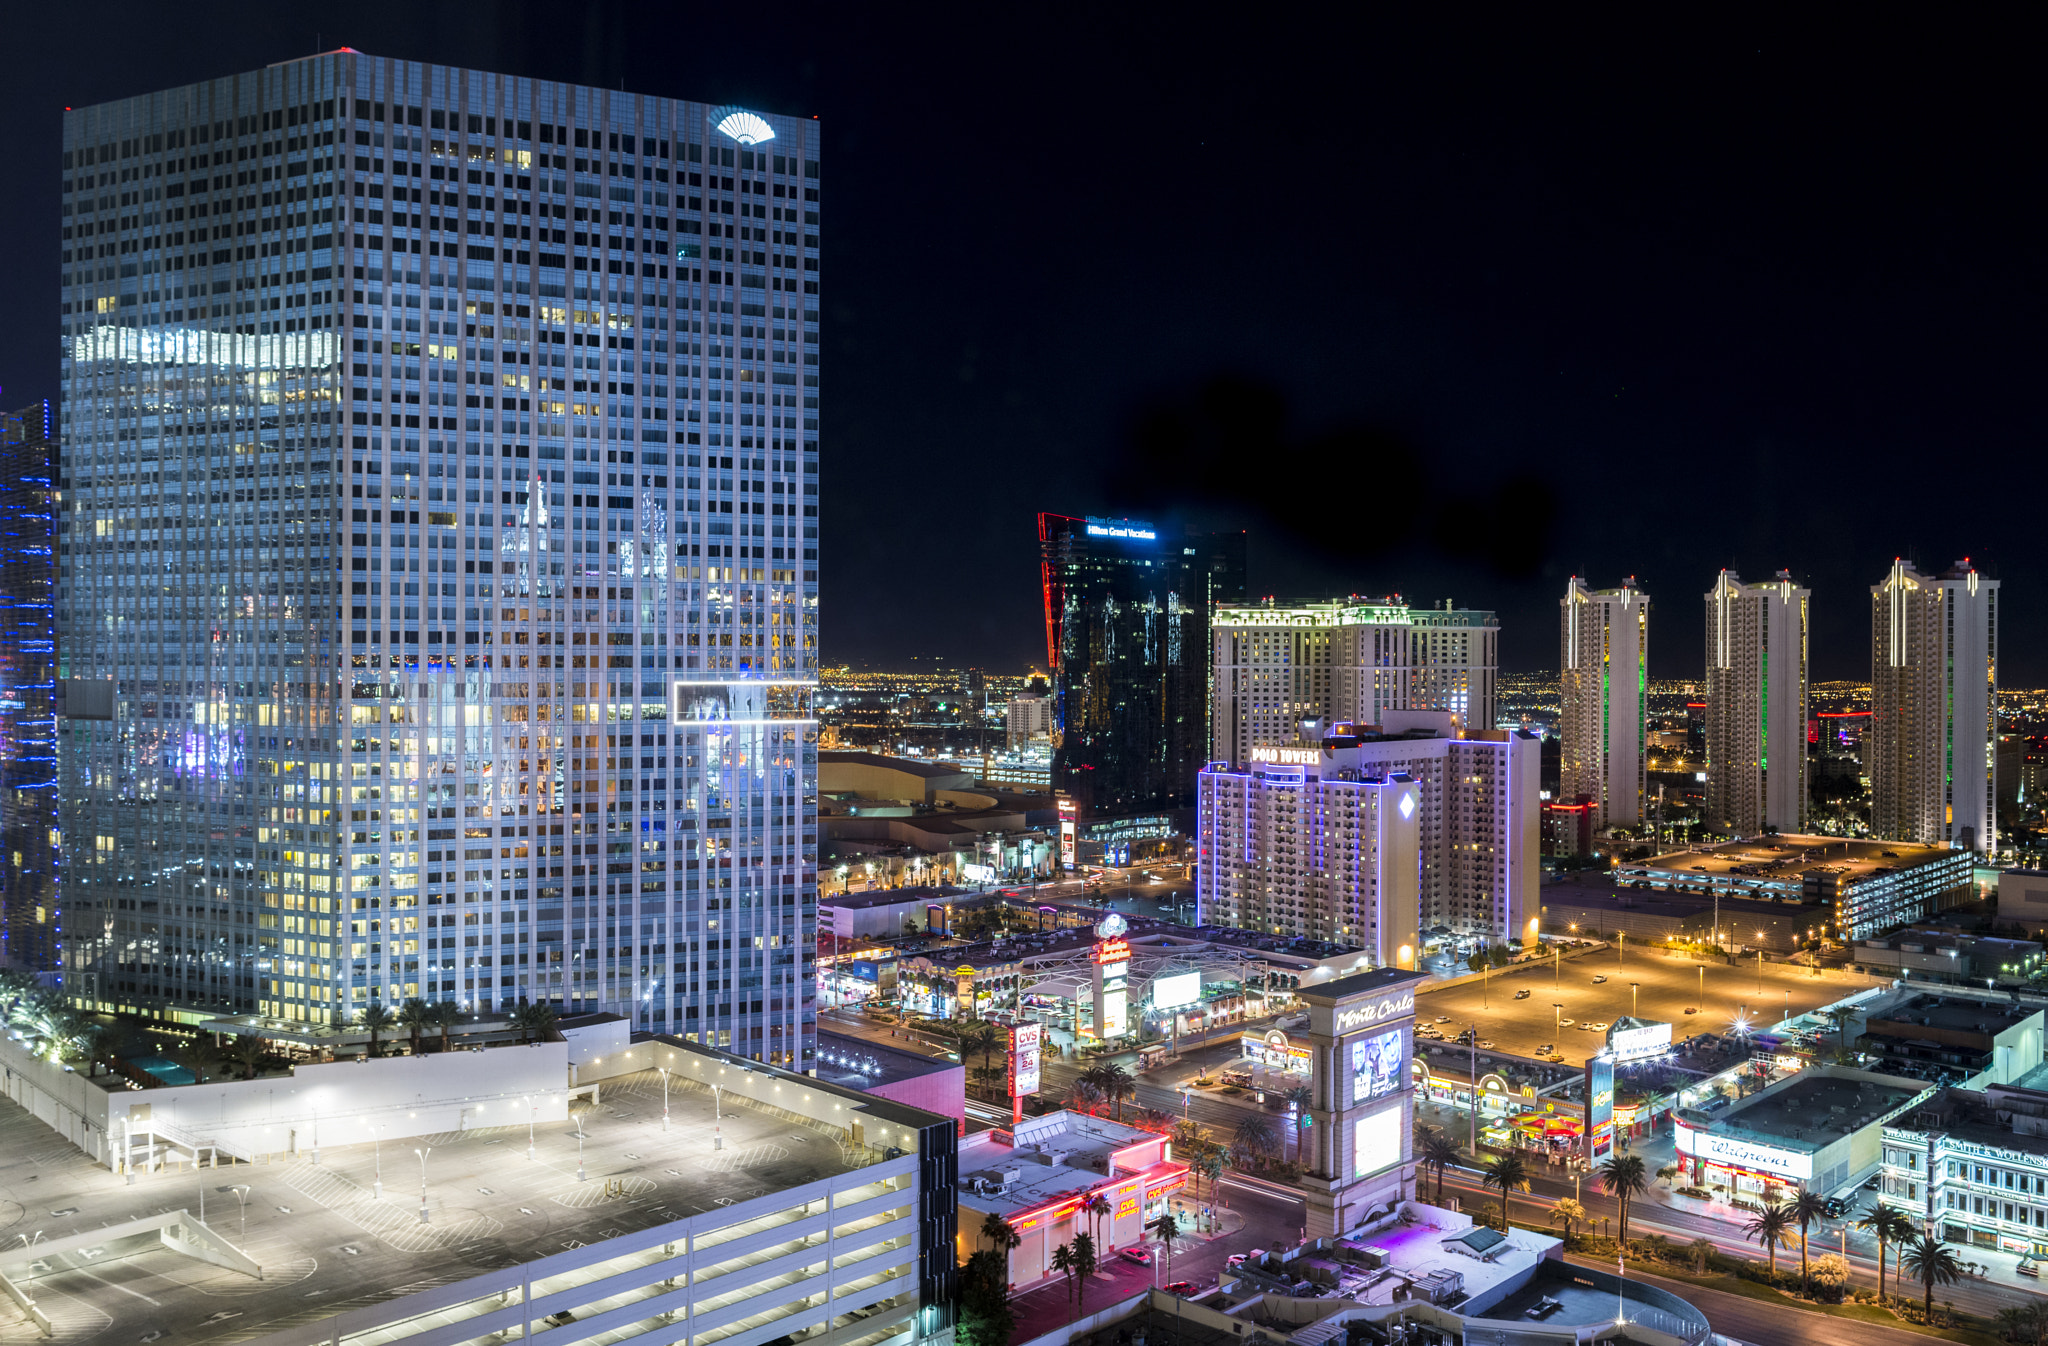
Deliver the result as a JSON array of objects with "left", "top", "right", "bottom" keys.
[{"left": 1630, "top": 983, "right": 1640, "bottom": 1019}]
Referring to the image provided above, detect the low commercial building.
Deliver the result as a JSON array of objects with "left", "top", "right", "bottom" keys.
[
  {"left": 1855, "top": 988, "right": 2045, "bottom": 1087},
  {"left": 0, "top": 1034, "right": 957, "bottom": 1346},
  {"left": 1881, "top": 1083, "right": 2048, "bottom": 1255},
  {"left": 955, "top": 1110, "right": 1187, "bottom": 1285},
  {"left": 1852, "top": 929, "right": 2045, "bottom": 986},
  {"left": 1674, "top": 1063, "right": 1933, "bottom": 1198},
  {"left": 2000, "top": 869, "right": 2048, "bottom": 935},
  {"left": 1615, "top": 834, "right": 1975, "bottom": 939},
  {"left": 816, "top": 1029, "right": 965, "bottom": 1123}
]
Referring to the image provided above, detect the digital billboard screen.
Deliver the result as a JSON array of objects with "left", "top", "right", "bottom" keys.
[
  {"left": 1153, "top": 971, "right": 1200, "bottom": 1010},
  {"left": 1350, "top": 1028, "right": 1404, "bottom": 1105},
  {"left": 1587, "top": 1052, "right": 1615, "bottom": 1162},
  {"left": 1354, "top": 1107, "right": 1401, "bottom": 1177},
  {"left": 1608, "top": 1020, "right": 1673, "bottom": 1062}
]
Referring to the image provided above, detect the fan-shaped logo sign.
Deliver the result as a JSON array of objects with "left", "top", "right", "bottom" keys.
[{"left": 712, "top": 106, "right": 774, "bottom": 145}]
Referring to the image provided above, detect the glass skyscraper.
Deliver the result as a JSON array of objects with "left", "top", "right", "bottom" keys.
[
  {"left": 1038, "top": 513, "right": 1243, "bottom": 855},
  {"left": 58, "top": 53, "right": 820, "bottom": 1067},
  {"left": 0, "top": 401, "right": 58, "bottom": 973}
]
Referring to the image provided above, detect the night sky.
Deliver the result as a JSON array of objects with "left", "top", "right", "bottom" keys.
[{"left": 7, "top": 8, "right": 2043, "bottom": 680}]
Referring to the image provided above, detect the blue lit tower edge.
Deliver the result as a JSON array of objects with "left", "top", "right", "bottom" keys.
[
  {"left": 0, "top": 402, "right": 58, "bottom": 977},
  {"left": 58, "top": 55, "right": 820, "bottom": 1069}
]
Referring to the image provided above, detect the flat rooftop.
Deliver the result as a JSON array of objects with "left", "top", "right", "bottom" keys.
[
  {"left": 815, "top": 1029, "right": 959, "bottom": 1089},
  {"left": 1867, "top": 992, "right": 2040, "bottom": 1035},
  {"left": 0, "top": 1059, "right": 909, "bottom": 1345},
  {"left": 820, "top": 885, "right": 966, "bottom": 911},
  {"left": 1701, "top": 1068, "right": 1928, "bottom": 1151},
  {"left": 1538, "top": 877, "right": 1796, "bottom": 917},
  {"left": 1633, "top": 834, "right": 1959, "bottom": 883},
  {"left": 955, "top": 1110, "right": 1159, "bottom": 1218}
]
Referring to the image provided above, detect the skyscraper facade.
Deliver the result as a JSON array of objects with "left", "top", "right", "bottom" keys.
[
  {"left": 1210, "top": 597, "right": 1499, "bottom": 761},
  {"left": 58, "top": 54, "right": 820, "bottom": 1067},
  {"left": 1703, "top": 569, "right": 1809, "bottom": 837},
  {"left": 1039, "top": 514, "right": 1244, "bottom": 841},
  {"left": 0, "top": 402, "right": 58, "bottom": 973},
  {"left": 1559, "top": 576, "right": 1649, "bottom": 831},
  {"left": 1870, "top": 558, "right": 1998, "bottom": 855},
  {"left": 1195, "top": 719, "right": 1538, "bottom": 953}
]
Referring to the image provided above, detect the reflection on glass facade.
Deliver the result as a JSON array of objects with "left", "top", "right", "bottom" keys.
[
  {"left": 0, "top": 402, "right": 58, "bottom": 973},
  {"left": 1038, "top": 513, "right": 1244, "bottom": 824},
  {"left": 60, "top": 54, "right": 820, "bottom": 1068}
]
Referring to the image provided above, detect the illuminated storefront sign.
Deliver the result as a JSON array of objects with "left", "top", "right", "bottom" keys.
[
  {"left": 1676, "top": 1124, "right": 1814, "bottom": 1180},
  {"left": 1336, "top": 992, "right": 1416, "bottom": 1032},
  {"left": 1095, "top": 937, "right": 1131, "bottom": 965},
  {"left": 1058, "top": 797, "right": 1077, "bottom": 871}
]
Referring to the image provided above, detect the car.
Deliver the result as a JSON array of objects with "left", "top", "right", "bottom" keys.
[
  {"left": 1165, "top": 1281, "right": 1198, "bottom": 1296},
  {"left": 1547, "top": 1053, "right": 1567, "bottom": 1063},
  {"left": 1557, "top": 1018, "right": 1574, "bottom": 1028},
  {"left": 1477, "top": 1040, "right": 1495, "bottom": 1049},
  {"left": 1119, "top": 1247, "right": 1154, "bottom": 1265},
  {"left": 1684, "top": 1007, "right": 1699, "bottom": 1015},
  {"left": 1535, "top": 1043, "right": 1554, "bottom": 1055},
  {"left": 1592, "top": 974, "right": 1609, "bottom": 984},
  {"left": 1436, "top": 1015, "right": 1453, "bottom": 1024},
  {"left": 1586, "top": 1021, "right": 1609, "bottom": 1031},
  {"left": 1225, "top": 1254, "right": 1248, "bottom": 1269},
  {"left": 1514, "top": 989, "right": 1531, "bottom": 1000}
]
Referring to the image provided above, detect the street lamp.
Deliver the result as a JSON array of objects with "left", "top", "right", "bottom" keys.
[
  {"left": 1553, "top": 1003, "right": 1564, "bottom": 1039},
  {"left": 576, "top": 1132, "right": 587, "bottom": 1182},
  {"left": 659, "top": 1067, "right": 671, "bottom": 1132},
  {"left": 524, "top": 1095, "right": 537, "bottom": 1161},
  {"left": 369, "top": 1122, "right": 383, "bottom": 1200},
  {"left": 413, "top": 1147, "right": 431, "bottom": 1224},
  {"left": 1629, "top": 982, "right": 1640, "bottom": 1020}
]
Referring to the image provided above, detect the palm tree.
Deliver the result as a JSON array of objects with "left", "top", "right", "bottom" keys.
[
  {"left": 516, "top": 1001, "right": 560, "bottom": 1044},
  {"left": 1549, "top": 1197, "right": 1587, "bottom": 1246},
  {"left": 79, "top": 1022, "right": 120, "bottom": 1079},
  {"left": 1077, "top": 1191, "right": 1111, "bottom": 1251},
  {"left": 980, "top": 1211, "right": 1021, "bottom": 1259},
  {"left": 1900, "top": 1233, "right": 1963, "bottom": 1321},
  {"left": 172, "top": 1035, "right": 216, "bottom": 1083},
  {"left": 959, "top": 1021, "right": 1003, "bottom": 1081},
  {"left": 398, "top": 997, "right": 432, "bottom": 1055},
  {"left": 1051, "top": 1242, "right": 1077, "bottom": 1312},
  {"left": 430, "top": 1000, "right": 462, "bottom": 1053},
  {"left": 1482, "top": 1152, "right": 1530, "bottom": 1231},
  {"left": 1194, "top": 1148, "right": 1224, "bottom": 1202},
  {"left": 1085, "top": 1061, "right": 1136, "bottom": 1121},
  {"left": 1856, "top": 1200, "right": 1912, "bottom": 1306},
  {"left": 1149, "top": 1211, "right": 1181, "bottom": 1285},
  {"left": 1820, "top": 1006, "right": 1858, "bottom": 1053},
  {"left": 226, "top": 1035, "right": 269, "bottom": 1080},
  {"left": 1232, "top": 1113, "right": 1277, "bottom": 1165},
  {"left": 1742, "top": 1202, "right": 1794, "bottom": 1277},
  {"left": 1686, "top": 1237, "right": 1716, "bottom": 1274},
  {"left": 1419, "top": 1130, "right": 1464, "bottom": 1204},
  {"left": 1065, "top": 1079, "right": 1103, "bottom": 1115},
  {"left": 1997, "top": 1307, "right": 2036, "bottom": 1344},
  {"left": 357, "top": 1002, "right": 395, "bottom": 1058},
  {"left": 1788, "top": 1189, "right": 1829, "bottom": 1291},
  {"left": 1071, "top": 1232, "right": 1097, "bottom": 1316},
  {"left": 1598, "top": 1152, "right": 1650, "bottom": 1243}
]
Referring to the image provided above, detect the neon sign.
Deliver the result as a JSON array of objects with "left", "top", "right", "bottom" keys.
[
  {"left": 1085, "top": 522, "right": 1156, "bottom": 541},
  {"left": 1335, "top": 992, "right": 1415, "bottom": 1031},
  {"left": 712, "top": 107, "right": 775, "bottom": 145},
  {"left": 1095, "top": 937, "right": 1131, "bottom": 965},
  {"left": 1249, "top": 747, "right": 1320, "bottom": 766}
]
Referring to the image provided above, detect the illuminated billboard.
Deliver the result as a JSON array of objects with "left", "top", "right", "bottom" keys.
[
  {"left": 1586, "top": 1052, "right": 1615, "bottom": 1162},
  {"left": 1009, "top": 1022, "right": 1043, "bottom": 1098},
  {"left": 1350, "top": 1028, "right": 1404, "bottom": 1105},
  {"left": 1354, "top": 1106, "right": 1402, "bottom": 1178},
  {"left": 1153, "top": 971, "right": 1200, "bottom": 1010},
  {"left": 1608, "top": 1019, "right": 1673, "bottom": 1062},
  {"left": 1058, "top": 797, "right": 1077, "bottom": 870}
]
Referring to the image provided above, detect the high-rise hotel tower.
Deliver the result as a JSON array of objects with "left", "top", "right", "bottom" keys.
[
  {"left": 1870, "top": 558, "right": 1998, "bottom": 855},
  {"left": 57, "top": 54, "right": 821, "bottom": 1067},
  {"left": 1702, "top": 569, "right": 1809, "bottom": 837},
  {"left": 1559, "top": 576, "right": 1649, "bottom": 831}
]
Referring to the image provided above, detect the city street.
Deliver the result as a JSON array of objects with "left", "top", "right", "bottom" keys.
[{"left": 1003, "top": 1173, "right": 1306, "bottom": 1338}]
